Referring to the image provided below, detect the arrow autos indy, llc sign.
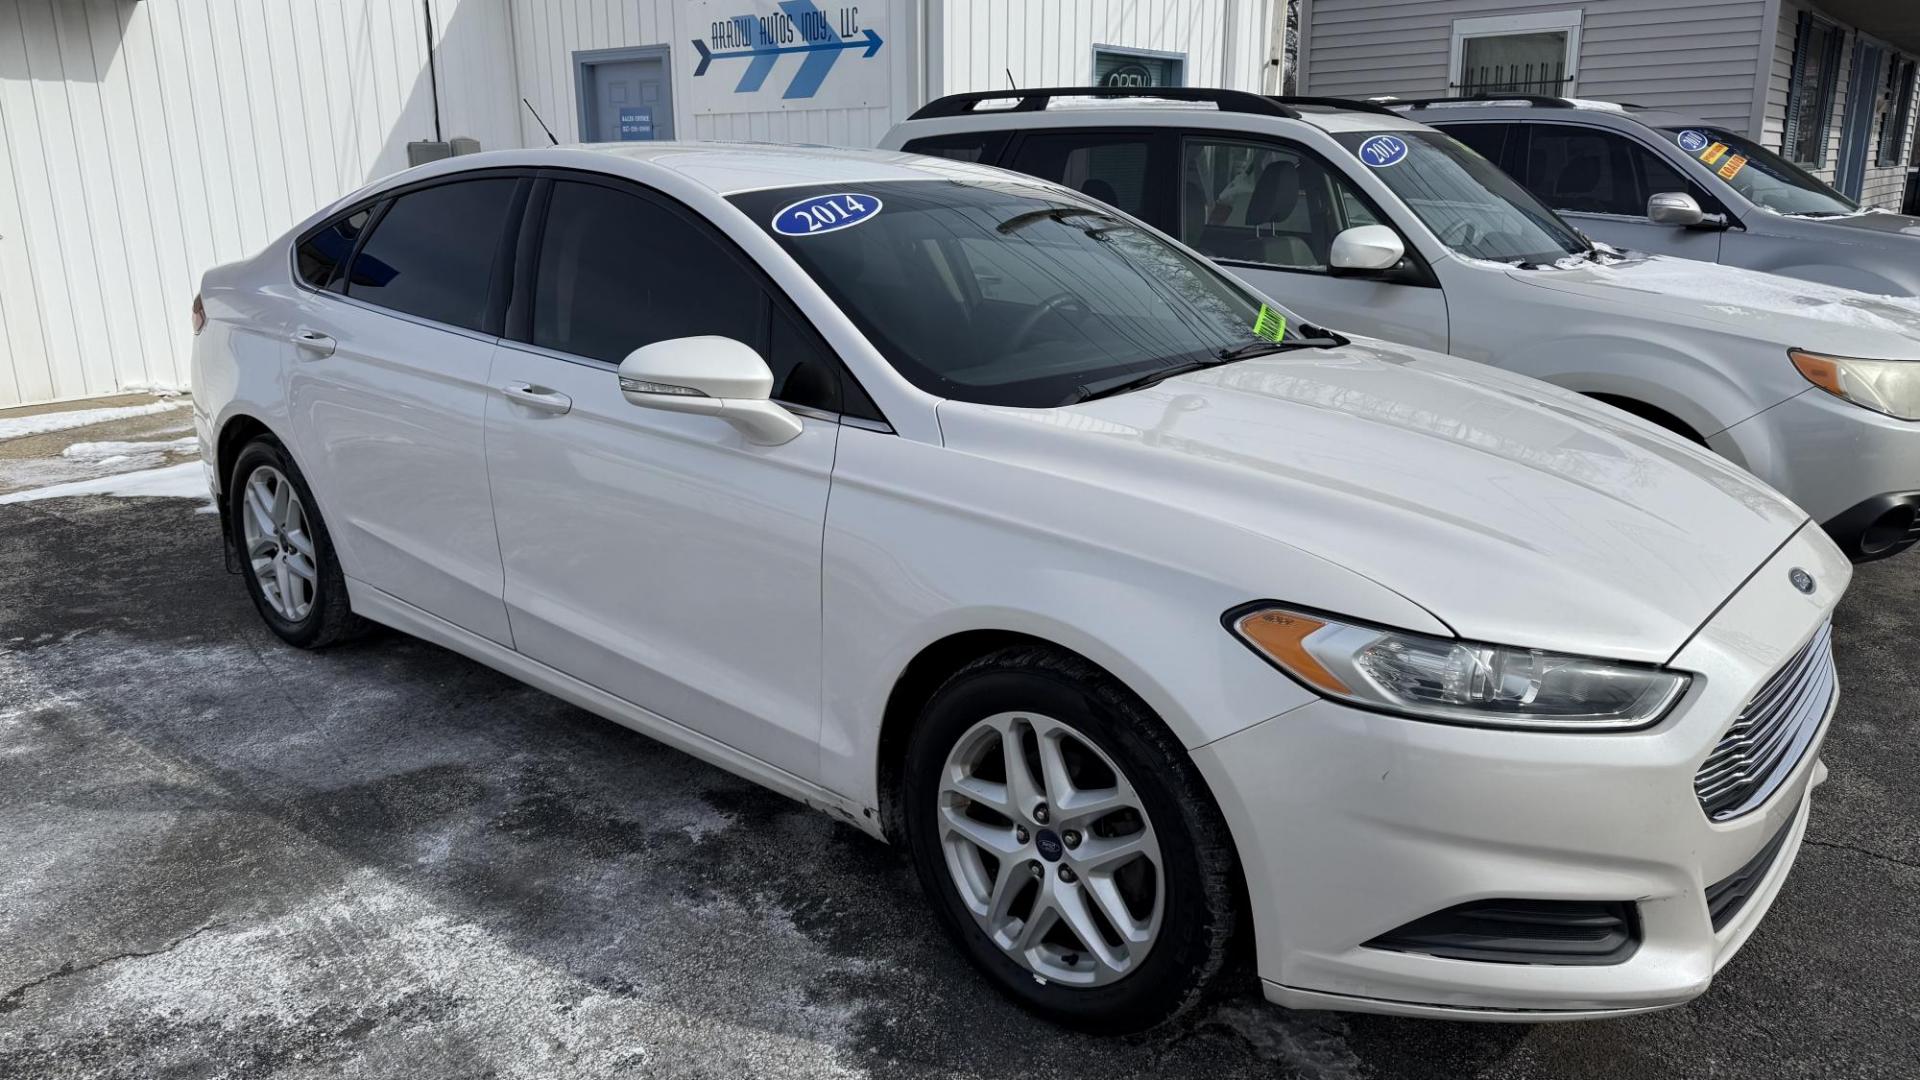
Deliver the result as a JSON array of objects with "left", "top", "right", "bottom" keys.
[{"left": 690, "top": 0, "right": 885, "bottom": 107}]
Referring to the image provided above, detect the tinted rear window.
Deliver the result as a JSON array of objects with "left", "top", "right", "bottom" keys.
[
  {"left": 347, "top": 179, "right": 518, "bottom": 331},
  {"left": 295, "top": 208, "right": 371, "bottom": 289}
]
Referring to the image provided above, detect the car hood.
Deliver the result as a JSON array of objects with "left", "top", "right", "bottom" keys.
[
  {"left": 1504, "top": 253, "right": 1920, "bottom": 359},
  {"left": 936, "top": 339, "right": 1807, "bottom": 664},
  {"left": 1787, "top": 207, "right": 1920, "bottom": 239}
]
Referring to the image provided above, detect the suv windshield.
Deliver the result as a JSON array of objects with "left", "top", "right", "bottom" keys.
[
  {"left": 1332, "top": 130, "right": 1588, "bottom": 266},
  {"left": 732, "top": 180, "right": 1319, "bottom": 407},
  {"left": 1658, "top": 126, "right": 1859, "bottom": 217}
]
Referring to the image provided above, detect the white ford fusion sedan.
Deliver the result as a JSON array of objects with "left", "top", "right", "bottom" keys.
[{"left": 192, "top": 143, "right": 1849, "bottom": 1031}]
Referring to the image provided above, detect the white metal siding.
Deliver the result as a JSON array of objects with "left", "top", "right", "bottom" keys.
[
  {"left": 938, "top": 0, "right": 1271, "bottom": 96},
  {"left": 0, "top": 0, "right": 512, "bottom": 408},
  {"left": 1304, "top": 0, "right": 1767, "bottom": 130}
]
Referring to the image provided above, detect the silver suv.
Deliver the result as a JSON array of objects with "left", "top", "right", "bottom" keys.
[
  {"left": 881, "top": 88, "right": 1920, "bottom": 561},
  {"left": 1398, "top": 95, "right": 1920, "bottom": 298}
]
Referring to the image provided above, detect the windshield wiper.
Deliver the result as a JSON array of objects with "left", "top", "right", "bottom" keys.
[{"left": 1067, "top": 336, "right": 1345, "bottom": 403}]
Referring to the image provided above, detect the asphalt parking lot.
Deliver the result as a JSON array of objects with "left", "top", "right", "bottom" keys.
[{"left": 1, "top": 443, "right": 1916, "bottom": 1078}]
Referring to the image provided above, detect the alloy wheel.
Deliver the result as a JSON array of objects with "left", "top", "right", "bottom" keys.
[
  {"left": 937, "top": 711, "right": 1165, "bottom": 986},
  {"left": 240, "top": 465, "right": 317, "bottom": 622}
]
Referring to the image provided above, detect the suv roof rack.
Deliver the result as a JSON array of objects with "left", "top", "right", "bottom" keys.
[
  {"left": 1268, "top": 95, "right": 1402, "bottom": 118},
  {"left": 1387, "top": 93, "right": 1646, "bottom": 111},
  {"left": 908, "top": 86, "right": 1300, "bottom": 121}
]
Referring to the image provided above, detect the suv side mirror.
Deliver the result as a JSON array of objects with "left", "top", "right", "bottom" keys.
[
  {"left": 618, "top": 336, "right": 802, "bottom": 445},
  {"left": 1647, "top": 191, "right": 1706, "bottom": 227},
  {"left": 1329, "top": 225, "right": 1406, "bottom": 274}
]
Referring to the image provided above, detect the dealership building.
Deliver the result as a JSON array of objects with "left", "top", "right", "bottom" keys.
[{"left": 0, "top": 0, "right": 1280, "bottom": 408}]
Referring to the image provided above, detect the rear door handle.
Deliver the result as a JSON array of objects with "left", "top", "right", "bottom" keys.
[
  {"left": 291, "top": 328, "right": 336, "bottom": 357},
  {"left": 500, "top": 382, "right": 573, "bottom": 415}
]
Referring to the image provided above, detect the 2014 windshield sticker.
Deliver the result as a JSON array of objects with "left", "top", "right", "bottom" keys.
[
  {"left": 1357, "top": 135, "right": 1409, "bottom": 168},
  {"left": 1676, "top": 130, "right": 1711, "bottom": 153},
  {"left": 1253, "top": 304, "right": 1288, "bottom": 343},
  {"left": 773, "top": 193, "right": 881, "bottom": 236}
]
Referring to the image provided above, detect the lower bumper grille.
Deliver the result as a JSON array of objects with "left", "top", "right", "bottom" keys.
[
  {"left": 1363, "top": 899, "right": 1639, "bottom": 965},
  {"left": 1695, "top": 621, "right": 1835, "bottom": 821},
  {"left": 1706, "top": 818, "right": 1796, "bottom": 931}
]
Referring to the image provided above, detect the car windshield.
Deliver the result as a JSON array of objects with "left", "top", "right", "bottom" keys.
[
  {"left": 1658, "top": 126, "right": 1859, "bottom": 217},
  {"left": 1332, "top": 129, "right": 1589, "bottom": 266},
  {"left": 731, "top": 180, "right": 1317, "bottom": 408}
]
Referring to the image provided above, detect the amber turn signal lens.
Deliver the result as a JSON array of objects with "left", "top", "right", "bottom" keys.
[
  {"left": 1789, "top": 349, "right": 1844, "bottom": 397},
  {"left": 1234, "top": 609, "right": 1352, "bottom": 694}
]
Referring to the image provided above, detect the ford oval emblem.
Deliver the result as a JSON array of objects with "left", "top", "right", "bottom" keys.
[
  {"left": 772, "top": 192, "right": 882, "bottom": 237},
  {"left": 1789, "top": 568, "right": 1815, "bottom": 595}
]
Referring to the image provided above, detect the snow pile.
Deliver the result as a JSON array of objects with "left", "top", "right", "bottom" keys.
[
  {"left": 0, "top": 461, "right": 213, "bottom": 510},
  {"left": 0, "top": 399, "right": 191, "bottom": 442},
  {"left": 61, "top": 436, "right": 199, "bottom": 461}
]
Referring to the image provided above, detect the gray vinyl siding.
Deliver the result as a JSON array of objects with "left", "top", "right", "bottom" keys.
[
  {"left": 1304, "top": 0, "right": 1769, "bottom": 132},
  {"left": 1763, "top": 0, "right": 1919, "bottom": 209}
]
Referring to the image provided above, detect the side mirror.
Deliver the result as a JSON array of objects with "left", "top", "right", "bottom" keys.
[
  {"left": 1329, "top": 225, "right": 1406, "bottom": 274},
  {"left": 617, "top": 336, "right": 802, "bottom": 445},
  {"left": 1647, "top": 191, "right": 1706, "bottom": 227}
]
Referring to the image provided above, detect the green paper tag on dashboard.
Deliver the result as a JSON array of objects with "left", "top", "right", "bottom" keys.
[{"left": 1253, "top": 304, "right": 1288, "bottom": 342}]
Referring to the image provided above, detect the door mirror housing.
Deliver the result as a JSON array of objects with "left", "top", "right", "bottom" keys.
[
  {"left": 1329, "top": 225, "right": 1406, "bottom": 274},
  {"left": 1647, "top": 191, "right": 1706, "bottom": 227},
  {"left": 617, "top": 336, "right": 802, "bottom": 445}
]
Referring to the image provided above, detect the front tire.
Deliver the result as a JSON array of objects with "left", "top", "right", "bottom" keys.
[
  {"left": 229, "top": 437, "right": 360, "bottom": 648},
  {"left": 901, "top": 645, "right": 1240, "bottom": 1032}
]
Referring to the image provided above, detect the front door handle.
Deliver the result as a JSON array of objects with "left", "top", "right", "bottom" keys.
[
  {"left": 291, "top": 328, "right": 336, "bottom": 358},
  {"left": 500, "top": 382, "right": 573, "bottom": 415}
]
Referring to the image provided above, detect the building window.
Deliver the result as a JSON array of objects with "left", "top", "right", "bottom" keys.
[
  {"left": 1878, "top": 57, "right": 1917, "bottom": 167},
  {"left": 1449, "top": 11, "right": 1582, "bottom": 97},
  {"left": 1783, "top": 14, "right": 1845, "bottom": 166},
  {"left": 1092, "top": 46, "right": 1185, "bottom": 89}
]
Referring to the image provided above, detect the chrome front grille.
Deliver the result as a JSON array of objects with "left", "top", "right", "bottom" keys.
[{"left": 1695, "top": 621, "right": 1836, "bottom": 821}]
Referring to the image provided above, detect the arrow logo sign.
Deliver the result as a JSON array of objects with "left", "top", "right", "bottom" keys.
[{"left": 693, "top": 0, "right": 884, "bottom": 100}]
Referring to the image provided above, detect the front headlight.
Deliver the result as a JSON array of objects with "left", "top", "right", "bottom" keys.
[
  {"left": 1228, "top": 605, "right": 1689, "bottom": 731},
  {"left": 1790, "top": 349, "right": 1920, "bottom": 420}
]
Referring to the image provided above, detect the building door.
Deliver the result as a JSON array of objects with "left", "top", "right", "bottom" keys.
[
  {"left": 578, "top": 47, "right": 674, "bottom": 142},
  {"left": 1836, "top": 40, "right": 1885, "bottom": 199}
]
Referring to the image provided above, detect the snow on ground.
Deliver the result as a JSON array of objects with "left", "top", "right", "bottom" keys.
[
  {"left": 62, "top": 437, "right": 200, "bottom": 460},
  {"left": 0, "top": 461, "right": 213, "bottom": 510},
  {"left": 0, "top": 399, "right": 190, "bottom": 442}
]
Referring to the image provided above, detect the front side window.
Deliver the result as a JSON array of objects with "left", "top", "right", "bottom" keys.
[
  {"left": 1331, "top": 130, "right": 1587, "bottom": 266},
  {"left": 731, "top": 180, "right": 1307, "bottom": 408},
  {"left": 530, "top": 180, "right": 840, "bottom": 411},
  {"left": 296, "top": 207, "right": 371, "bottom": 290},
  {"left": 1003, "top": 133, "right": 1155, "bottom": 218},
  {"left": 1181, "top": 138, "right": 1387, "bottom": 270},
  {"left": 1784, "top": 15, "right": 1844, "bottom": 166},
  {"left": 1660, "top": 126, "right": 1858, "bottom": 216},
  {"left": 1520, "top": 124, "right": 1697, "bottom": 219},
  {"left": 347, "top": 179, "right": 518, "bottom": 331}
]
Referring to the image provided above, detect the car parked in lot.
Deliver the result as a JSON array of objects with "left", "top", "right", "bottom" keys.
[
  {"left": 1396, "top": 95, "right": 1920, "bottom": 298},
  {"left": 195, "top": 143, "right": 1848, "bottom": 1030},
  {"left": 882, "top": 88, "right": 1920, "bottom": 561}
]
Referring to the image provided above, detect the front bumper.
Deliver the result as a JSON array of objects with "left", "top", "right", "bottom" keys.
[
  {"left": 1194, "top": 523, "right": 1850, "bottom": 1020},
  {"left": 1710, "top": 387, "right": 1920, "bottom": 560}
]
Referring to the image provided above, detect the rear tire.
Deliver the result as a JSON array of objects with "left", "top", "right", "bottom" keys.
[
  {"left": 901, "top": 645, "right": 1240, "bottom": 1032},
  {"left": 228, "top": 437, "right": 361, "bottom": 648}
]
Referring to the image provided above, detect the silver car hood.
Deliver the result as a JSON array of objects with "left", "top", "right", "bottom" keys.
[
  {"left": 1505, "top": 254, "right": 1920, "bottom": 359},
  {"left": 1782, "top": 208, "right": 1920, "bottom": 239},
  {"left": 937, "top": 339, "right": 1807, "bottom": 664}
]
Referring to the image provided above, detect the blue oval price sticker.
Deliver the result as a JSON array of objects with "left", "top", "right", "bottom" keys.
[
  {"left": 772, "top": 192, "right": 882, "bottom": 237},
  {"left": 1676, "top": 129, "right": 1710, "bottom": 153},
  {"left": 1357, "top": 134, "right": 1409, "bottom": 168}
]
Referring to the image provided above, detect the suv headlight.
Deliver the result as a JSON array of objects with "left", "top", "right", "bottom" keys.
[
  {"left": 1790, "top": 349, "right": 1920, "bottom": 420},
  {"left": 1228, "top": 605, "right": 1689, "bottom": 731}
]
